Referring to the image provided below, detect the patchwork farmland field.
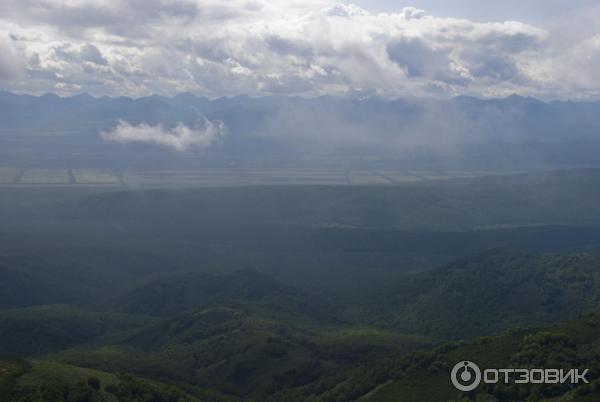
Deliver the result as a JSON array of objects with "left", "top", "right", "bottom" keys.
[
  {"left": 123, "top": 168, "right": 350, "bottom": 186},
  {"left": 0, "top": 167, "right": 519, "bottom": 187},
  {"left": 19, "top": 169, "right": 70, "bottom": 184}
]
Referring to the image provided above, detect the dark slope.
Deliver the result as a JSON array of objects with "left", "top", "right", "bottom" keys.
[
  {"left": 64, "top": 169, "right": 600, "bottom": 231},
  {"left": 0, "top": 256, "right": 103, "bottom": 309},
  {"left": 0, "top": 305, "right": 152, "bottom": 357},
  {"left": 114, "top": 269, "right": 337, "bottom": 324}
]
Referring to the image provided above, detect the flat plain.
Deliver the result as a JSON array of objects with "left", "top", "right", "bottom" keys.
[{"left": 0, "top": 167, "right": 521, "bottom": 187}]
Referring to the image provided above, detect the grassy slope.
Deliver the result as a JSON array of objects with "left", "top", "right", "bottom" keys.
[
  {"left": 0, "top": 359, "right": 156, "bottom": 401},
  {"left": 0, "top": 358, "right": 240, "bottom": 402},
  {"left": 0, "top": 359, "right": 30, "bottom": 401}
]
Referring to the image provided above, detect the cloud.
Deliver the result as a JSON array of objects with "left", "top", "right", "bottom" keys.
[
  {"left": 0, "top": 1, "right": 597, "bottom": 99},
  {"left": 80, "top": 43, "right": 107, "bottom": 65},
  {"left": 387, "top": 37, "right": 464, "bottom": 83},
  {"left": 100, "top": 118, "right": 226, "bottom": 151},
  {"left": 0, "top": 32, "right": 23, "bottom": 81}
]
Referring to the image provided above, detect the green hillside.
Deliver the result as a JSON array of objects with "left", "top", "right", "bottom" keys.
[
  {"left": 0, "top": 172, "right": 600, "bottom": 400},
  {"left": 365, "top": 313, "right": 600, "bottom": 402},
  {"left": 373, "top": 250, "right": 600, "bottom": 339},
  {"left": 51, "top": 305, "right": 430, "bottom": 400}
]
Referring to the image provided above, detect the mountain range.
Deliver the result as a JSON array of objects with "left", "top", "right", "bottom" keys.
[{"left": 2, "top": 92, "right": 600, "bottom": 170}]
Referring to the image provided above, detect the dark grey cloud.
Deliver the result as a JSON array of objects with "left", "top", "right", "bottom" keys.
[
  {"left": 386, "top": 37, "right": 468, "bottom": 85},
  {"left": 469, "top": 57, "right": 519, "bottom": 81},
  {"left": 80, "top": 43, "right": 108, "bottom": 65},
  {"left": 266, "top": 35, "right": 314, "bottom": 58}
]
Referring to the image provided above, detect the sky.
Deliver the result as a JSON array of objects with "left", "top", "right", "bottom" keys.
[
  {"left": 0, "top": 0, "right": 599, "bottom": 100},
  {"left": 350, "top": 0, "right": 597, "bottom": 25}
]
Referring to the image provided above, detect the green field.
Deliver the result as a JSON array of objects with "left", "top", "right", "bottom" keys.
[{"left": 73, "top": 169, "right": 121, "bottom": 184}]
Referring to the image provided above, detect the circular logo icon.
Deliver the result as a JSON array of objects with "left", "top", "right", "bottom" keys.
[{"left": 451, "top": 361, "right": 482, "bottom": 392}]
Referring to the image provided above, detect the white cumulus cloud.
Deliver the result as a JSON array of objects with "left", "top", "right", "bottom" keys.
[{"left": 100, "top": 118, "right": 226, "bottom": 151}]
